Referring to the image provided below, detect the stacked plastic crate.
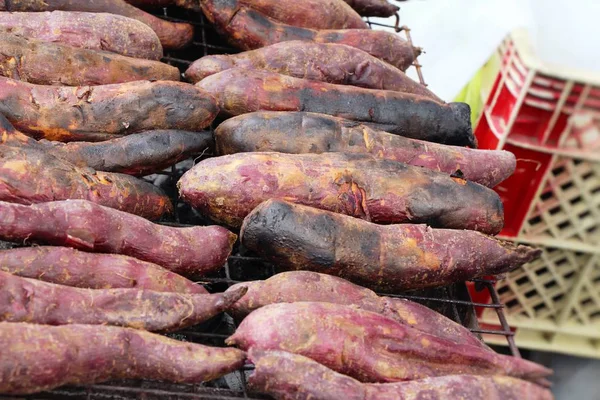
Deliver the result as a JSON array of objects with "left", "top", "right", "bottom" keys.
[{"left": 473, "top": 29, "right": 600, "bottom": 357}]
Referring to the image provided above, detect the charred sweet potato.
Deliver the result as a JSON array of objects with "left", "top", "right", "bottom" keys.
[
  {"left": 49, "top": 130, "right": 214, "bottom": 176},
  {"left": 227, "top": 302, "right": 552, "bottom": 382},
  {"left": 0, "top": 246, "right": 208, "bottom": 294},
  {"left": 0, "top": 0, "right": 193, "bottom": 49},
  {"left": 178, "top": 152, "right": 503, "bottom": 233},
  {"left": 226, "top": 271, "right": 488, "bottom": 349},
  {"left": 0, "top": 200, "right": 236, "bottom": 276},
  {"left": 200, "top": 0, "right": 418, "bottom": 71},
  {"left": 342, "top": 0, "right": 399, "bottom": 17},
  {"left": 0, "top": 11, "right": 163, "bottom": 60},
  {"left": 215, "top": 112, "right": 514, "bottom": 187},
  {"left": 240, "top": 200, "right": 540, "bottom": 291},
  {"left": 0, "top": 322, "right": 246, "bottom": 394},
  {"left": 0, "top": 32, "right": 180, "bottom": 85},
  {"left": 186, "top": 41, "right": 439, "bottom": 100},
  {"left": 0, "top": 145, "right": 172, "bottom": 220},
  {"left": 0, "top": 270, "right": 246, "bottom": 331},
  {"left": 0, "top": 77, "right": 218, "bottom": 142},
  {"left": 248, "top": 350, "right": 554, "bottom": 400},
  {"left": 197, "top": 69, "right": 473, "bottom": 146}
]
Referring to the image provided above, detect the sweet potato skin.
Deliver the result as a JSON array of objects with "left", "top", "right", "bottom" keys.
[
  {"left": 0, "top": 200, "right": 236, "bottom": 276},
  {"left": 0, "top": 77, "right": 218, "bottom": 142},
  {"left": 0, "top": 246, "right": 208, "bottom": 294},
  {"left": 198, "top": 69, "right": 473, "bottom": 147},
  {"left": 226, "top": 271, "right": 487, "bottom": 349},
  {"left": 50, "top": 130, "right": 214, "bottom": 176},
  {"left": 178, "top": 152, "right": 503, "bottom": 233},
  {"left": 215, "top": 112, "right": 514, "bottom": 187},
  {"left": 186, "top": 42, "right": 439, "bottom": 100},
  {"left": 0, "top": 32, "right": 180, "bottom": 85},
  {"left": 0, "top": 145, "right": 172, "bottom": 219},
  {"left": 342, "top": 0, "right": 399, "bottom": 17},
  {"left": 0, "top": 0, "right": 193, "bottom": 49},
  {"left": 200, "top": 0, "right": 417, "bottom": 71},
  {"left": 0, "top": 322, "right": 246, "bottom": 394},
  {"left": 0, "top": 11, "right": 163, "bottom": 60},
  {"left": 240, "top": 200, "right": 540, "bottom": 291},
  {"left": 248, "top": 350, "right": 554, "bottom": 400},
  {"left": 227, "top": 302, "right": 552, "bottom": 382},
  {"left": 0, "top": 270, "right": 246, "bottom": 331},
  {"left": 125, "top": 0, "right": 200, "bottom": 10}
]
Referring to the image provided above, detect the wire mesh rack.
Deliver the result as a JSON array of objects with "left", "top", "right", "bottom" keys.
[{"left": 2, "top": 4, "right": 522, "bottom": 399}]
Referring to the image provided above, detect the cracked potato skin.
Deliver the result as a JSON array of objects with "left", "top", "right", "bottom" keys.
[
  {"left": 0, "top": 11, "right": 163, "bottom": 60},
  {"left": 0, "top": 0, "right": 193, "bottom": 50},
  {"left": 0, "top": 322, "right": 246, "bottom": 394},
  {"left": 240, "top": 200, "right": 539, "bottom": 291},
  {"left": 248, "top": 350, "right": 554, "bottom": 400},
  {"left": 186, "top": 41, "right": 440, "bottom": 100},
  {"left": 178, "top": 152, "right": 503, "bottom": 233},
  {"left": 0, "top": 145, "right": 172, "bottom": 220},
  {"left": 197, "top": 69, "right": 473, "bottom": 146},
  {"left": 200, "top": 0, "right": 418, "bottom": 71},
  {"left": 0, "top": 270, "right": 246, "bottom": 331},
  {"left": 215, "top": 112, "right": 514, "bottom": 187},
  {"left": 226, "top": 271, "right": 488, "bottom": 349},
  {"left": 0, "top": 77, "right": 218, "bottom": 142},
  {"left": 0, "top": 32, "right": 180, "bottom": 85},
  {"left": 0, "top": 246, "right": 208, "bottom": 294},
  {"left": 227, "top": 302, "right": 552, "bottom": 383},
  {"left": 0, "top": 200, "right": 236, "bottom": 276}
]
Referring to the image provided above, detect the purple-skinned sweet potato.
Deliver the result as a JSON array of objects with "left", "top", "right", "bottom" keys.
[
  {"left": 185, "top": 42, "right": 439, "bottom": 100},
  {"left": 197, "top": 69, "right": 473, "bottom": 146},
  {"left": 225, "top": 271, "right": 487, "bottom": 349},
  {"left": 0, "top": 32, "right": 180, "bottom": 85},
  {"left": 248, "top": 350, "right": 554, "bottom": 400},
  {"left": 200, "top": 0, "right": 419, "bottom": 71},
  {"left": 178, "top": 152, "right": 503, "bottom": 233},
  {"left": 215, "top": 112, "right": 514, "bottom": 187},
  {"left": 0, "top": 145, "right": 172, "bottom": 219},
  {"left": 240, "top": 200, "right": 540, "bottom": 291},
  {"left": 0, "top": 11, "right": 163, "bottom": 60},
  {"left": 226, "top": 302, "right": 552, "bottom": 383},
  {"left": 0, "top": 0, "right": 193, "bottom": 50},
  {"left": 341, "top": 0, "right": 399, "bottom": 17},
  {"left": 0, "top": 200, "right": 236, "bottom": 276},
  {"left": 0, "top": 246, "right": 208, "bottom": 294},
  {"left": 0, "top": 270, "right": 246, "bottom": 331},
  {"left": 0, "top": 322, "right": 246, "bottom": 394},
  {"left": 0, "top": 77, "right": 218, "bottom": 142}
]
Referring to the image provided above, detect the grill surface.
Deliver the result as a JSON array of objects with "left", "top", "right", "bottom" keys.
[{"left": 3, "top": 4, "right": 520, "bottom": 399}]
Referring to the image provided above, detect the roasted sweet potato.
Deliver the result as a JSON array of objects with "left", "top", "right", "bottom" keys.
[
  {"left": 240, "top": 200, "right": 540, "bottom": 291},
  {"left": 0, "top": 322, "right": 246, "bottom": 394},
  {"left": 0, "top": 77, "right": 218, "bottom": 142},
  {"left": 248, "top": 350, "right": 554, "bottom": 400},
  {"left": 0, "top": 32, "right": 180, "bottom": 85},
  {"left": 0, "top": 200, "right": 236, "bottom": 276},
  {"left": 226, "top": 271, "right": 488, "bottom": 349},
  {"left": 178, "top": 153, "right": 503, "bottom": 233},
  {"left": 0, "top": 246, "right": 208, "bottom": 294},
  {"left": 200, "top": 0, "right": 418, "bottom": 71},
  {"left": 227, "top": 302, "right": 552, "bottom": 382},
  {"left": 0, "top": 270, "right": 246, "bottom": 331},
  {"left": 342, "top": 0, "right": 398, "bottom": 17},
  {"left": 0, "top": 11, "right": 163, "bottom": 60},
  {"left": 0, "top": 145, "right": 172, "bottom": 219},
  {"left": 186, "top": 41, "right": 439, "bottom": 100},
  {"left": 215, "top": 112, "right": 514, "bottom": 187},
  {"left": 49, "top": 130, "right": 214, "bottom": 176},
  {"left": 0, "top": 0, "right": 193, "bottom": 49},
  {"left": 198, "top": 69, "right": 473, "bottom": 146}
]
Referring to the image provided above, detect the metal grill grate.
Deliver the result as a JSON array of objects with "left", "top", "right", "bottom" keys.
[{"left": 2, "top": 4, "right": 521, "bottom": 399}]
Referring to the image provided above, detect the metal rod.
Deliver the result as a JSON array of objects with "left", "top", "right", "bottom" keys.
[{"left": 486, "top": 281, "right": 521, "bottom": 357}]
